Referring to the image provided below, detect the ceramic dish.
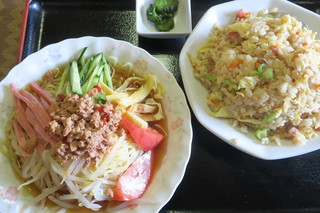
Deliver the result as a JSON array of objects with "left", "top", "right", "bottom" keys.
[
  {"left": 180, "top": 0, "right": 320, "bottom": 160},
  {"left": 136, "top": 0, "right": 192, "bottom": 38},
  {"left": 0, "top": 36, "right": 192, "bottom": 212}
]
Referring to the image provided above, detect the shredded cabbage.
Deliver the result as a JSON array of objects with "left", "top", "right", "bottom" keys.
[{"left": 238, "top": 76, "right": 260, "bottom": 89}]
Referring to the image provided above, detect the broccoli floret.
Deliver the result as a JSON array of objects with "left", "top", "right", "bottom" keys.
[
  {"left": 146, "top": 4, "right": 163, "bottom": 23},
  {"left": 155, "top": 0, "right": 179, "bottom": 15},
  {"left": 155, "top": 19, "right": 174, "bottom": 31}
]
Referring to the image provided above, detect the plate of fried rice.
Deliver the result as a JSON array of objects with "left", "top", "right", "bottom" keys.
[{"left": 180, "top": 0, "right": 320, "bottom": 159}]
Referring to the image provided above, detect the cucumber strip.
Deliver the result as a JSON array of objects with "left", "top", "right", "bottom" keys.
[
  {"left": 79, "top": 56, "right": 94, "bottom": 85},
  {"left": 95, "top": 92, "right": 107, "bottom": 104},
  {"left": 99, "top": 72, "right": 104, "bottom": 82},
  {"left": 103, "top": 60, "right": 113, "bottom": 90},
  {"left": 69, "top": 61, "right": 83, "bottom": 95},
  {"left": 77, "top": 47, "right": 88, "bottom": 70},
  {"left": 82, "top": 65, "right": 104, "bottom": 94},
  {"left": 92, "top": 75, "right": 100, "bottom": 88},
  {"left": 82, "top": 53, "right": 103, "bottom": 84},
  {"left": 65, "top": 81, "right": 72, "bottom": 97},
  {"left": 56, "top": 63, "right": 70, "bottom": 96}
]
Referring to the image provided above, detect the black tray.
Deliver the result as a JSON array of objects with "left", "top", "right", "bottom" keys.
[{"left": 20, "top": 0, "right": 320, "bottom": 212}]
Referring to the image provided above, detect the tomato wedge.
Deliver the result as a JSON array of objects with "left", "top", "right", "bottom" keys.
[
  {"left": 113, "top": 150, "right": 154, "bottom": 201},
  {"left": 121, "top": 117, "right": 164, "bottom": 151}
]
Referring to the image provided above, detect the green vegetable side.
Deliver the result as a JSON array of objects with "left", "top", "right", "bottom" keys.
[{"left": 146, "top": 0, "right": 179, "bottom": 32}]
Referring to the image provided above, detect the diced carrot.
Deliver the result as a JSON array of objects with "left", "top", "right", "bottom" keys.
[
  {"left": 255, "top": 61, "right": 260, "bottom": 69},
  {"left": 229, "top": 59, "right": 244, "bottom": 68},
  {"left": 296, "top": 30, "right": 300, "bottom": 34},
  {"left": 316, "top": 127, "right": 320, "bottom": 131},
  {"left": 302, "top": 42, "right": 308, "bottom": 46},
  {"left": 236, "top": 9, "right": 250, "bottom": 19},
  {"left": 315, "top": 84, "right": 320, "bottom": 89},
  {"left": 270, "top": 44, "right": 279, "bottom": 54}
]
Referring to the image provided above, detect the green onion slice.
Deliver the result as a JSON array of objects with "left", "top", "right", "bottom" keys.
[
  {"left": 204, "top": 73, "right": 217, "bottom": 82},
  {"left": 255, "top": 128, "right": 270, "bottom": 140},
  {"left": 257, "top": 63, "right": 267, "bottom": 77}
]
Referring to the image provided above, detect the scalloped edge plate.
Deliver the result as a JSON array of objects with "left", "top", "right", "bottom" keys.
[{"left": 0, "top": 36, "right": 192, "bottom": 212}]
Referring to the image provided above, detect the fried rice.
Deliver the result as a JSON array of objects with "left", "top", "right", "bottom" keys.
[{"left": 189, "top": 8, "right": 320, "bottom": 145}]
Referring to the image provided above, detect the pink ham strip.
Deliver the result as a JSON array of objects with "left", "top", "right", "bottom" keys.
[
  {"left": 40, "top": 97, "right": 54, "bottom": 114},
  {"left": 19, "top": 89, "right": 52, "bottom": 126},
  {"left": 34, "top": 133, "right": 48, "bottom": 153},
  {"left": 15, "top": 97, "right": 37, "bottom": 140},
  {"left": 25, "top": 107, "right": 56, "bottom": 145},
  {"left": 10, "top": 84, "right": 51, "bottom": 128},
  {"left": 30, "top": 81, "right": 55, "bottom": 105},
  {"left": 12, "top": 119, "right": 31, "bottom": 157}
]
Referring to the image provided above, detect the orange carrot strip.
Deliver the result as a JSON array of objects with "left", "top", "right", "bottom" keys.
[
  {"left": 255, "top": 62, "right": 260, "bottom": 69},
  {"left": 229, "top": 59, "right": 244, "bottom": 68}
]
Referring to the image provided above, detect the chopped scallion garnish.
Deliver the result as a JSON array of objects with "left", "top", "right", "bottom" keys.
[
  {"left": 257, "top": 63, "right": 267, "bottom": 77},
  {"left": 264, "top": 68, "right": 274, "bottom": 80},
  {"left": 255, "top": 128, "right": 270, "bottom": 140},
  {"left": 204, "top": 73, "right": 217, "bottom": 82},
  {"left": 225, "top": 79, "right": 238, "bottom": 90}
]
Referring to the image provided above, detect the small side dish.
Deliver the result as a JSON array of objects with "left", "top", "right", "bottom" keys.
[
  {"left": 146, "top": 0, "right": 179, "bottom": 31},
  {"left": 189, "top": 8, "right": 320, "bottom": 145},
  {"left": 136, "top": 0, "right": 191, "bottom": 38}
]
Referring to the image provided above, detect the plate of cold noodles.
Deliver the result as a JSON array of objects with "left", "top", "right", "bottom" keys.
[
  {"left": 180, "top": 0, "right": 320, "bottom": 160},
  {"left": 0, "top": 36, "right": 192, "bottom": 213}
]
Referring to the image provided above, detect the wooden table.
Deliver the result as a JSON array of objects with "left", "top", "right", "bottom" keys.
[{"left": 0, "top": 0, "right": 25, "bottom": 80}]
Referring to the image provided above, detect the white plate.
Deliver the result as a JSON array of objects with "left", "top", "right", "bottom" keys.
[
  {"left": 136, "top": 0, "right": 192, "bottom": 38},
  {"left": 0, "top": 36, "right": 192, "bottom": 212},
  {"left": 180, "top": 0, "right": 320, "bottom": 160}
]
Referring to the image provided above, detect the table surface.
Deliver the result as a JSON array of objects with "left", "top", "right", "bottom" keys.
[
  {"left": 2, "top": 0, "right": 320, "bottom": 213},
  {"left": 0, "top": 0, "right": 24, "bottom": 80}
]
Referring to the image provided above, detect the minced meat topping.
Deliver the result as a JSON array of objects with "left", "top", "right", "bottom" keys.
[{"left": 48, "top": 88, "right": 122, "bottom": 166}]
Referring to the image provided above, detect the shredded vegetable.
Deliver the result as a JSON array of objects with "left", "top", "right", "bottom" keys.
[
  {"left": 6, "top": 47, "right": 166, "bottom": 212},
  {"left": 255, "top": 128, "right": 270, "bottom": 140}
]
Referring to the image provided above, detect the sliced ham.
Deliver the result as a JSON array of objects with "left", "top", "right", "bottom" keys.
[
  {"left": 10, "top": 84, "right": 51, "bottom": 128},
  {"left": 12, "top": 119, "right": 31, "bottom": 156},
  {"left": 36, "top": 136, "right": 48, "bottom": 153},
  {"left": 30, "top": 81, "right": 55, "bottom": 105},
  {"left": 25, "top": 107, "right": 56, "bottom": 145},
  {"left": 227, "top": 32, "right": 240, "bottom": 40},
  {"left": 236, "top": 9, "right": 249, "bottom": 19},
  {"left": 40, "top": 97, "right": 54, "bottom": 114},
  {"left": 15, "top": 98, "right": 37, "bottom": 140}
]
